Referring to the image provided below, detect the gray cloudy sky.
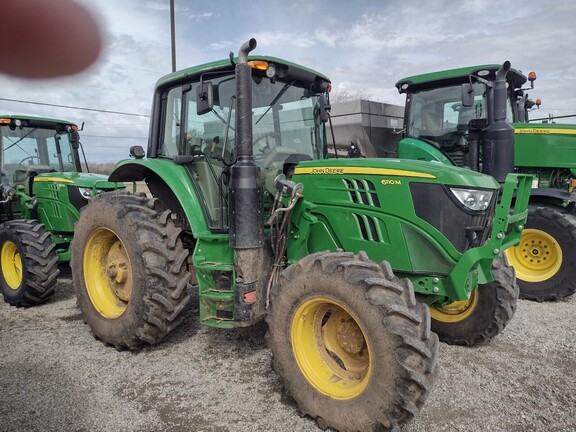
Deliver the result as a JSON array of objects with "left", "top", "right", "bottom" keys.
[{"left": 1, "top": 0, "right": 576, "bottom": 162}]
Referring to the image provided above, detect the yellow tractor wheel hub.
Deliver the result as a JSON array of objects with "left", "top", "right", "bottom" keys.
[
  {"left": 290, "top": 296, "right": 371, "bottom": 400},
  {"left": 83, "top": 228, "right": 133, "bottom": 319},
  {"left": 505, "top": 228, "right": 562, "bottom": 283},
  {"left": 1, "top": 241, "right": 23, "bottom": 290}
]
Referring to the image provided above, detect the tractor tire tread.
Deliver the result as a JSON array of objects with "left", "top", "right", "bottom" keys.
[
  {"left": 517, "top": 205, "right": 576, "bottom": 301},
  {"left": 0, "top": 219, "right": 59, "bottom": 307},
  {"left": 72, "top": 192, "right": 190, "bottom": 350},
  {"left": 266, "top": 251, "right": 437, "bottom": 432}
]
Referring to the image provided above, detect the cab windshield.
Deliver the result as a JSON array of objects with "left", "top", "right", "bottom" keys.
[
  {"left": 160, "top": 74, "right": 325, "bottom": 164},
  {"left": 406, "top": 83, "right": 514, "bottom": 145},
  {"left": 159, "top": 72, "right": 326, "bottom": 229},
  {"left": 1, "top": 125, "right": 77, "bottom": 185}
]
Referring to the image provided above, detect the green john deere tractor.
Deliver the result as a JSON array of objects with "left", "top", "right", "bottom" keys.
[
  {"left": 396, "top": 63, "right": 576, "bottom": 301},
  {"left": 0, "top": 115, "right": 121, "bottom": 307},
  {"left": 71, "top": 40, "right": 531, "bottom": 432}
]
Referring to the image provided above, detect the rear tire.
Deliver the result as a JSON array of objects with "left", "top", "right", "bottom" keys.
[
  {"left": 505, "top": 205, "right": 576, "bottom": 301},
  {"left": 266, "top": 251, "right": 438, "bottom": 432},
  {"left": 0, "top": 220, "right": 59, "bottom": 307},
  {"left": 71, "top": 192, "right": 191, "bottom": 350},
  {"left": 430, "top": 256, "right": 517, "bottom": 346}
]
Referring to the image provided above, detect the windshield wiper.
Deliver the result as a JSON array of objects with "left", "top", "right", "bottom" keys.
[
  {"left": 256, "top": 81, "right": 295, "bottom": 125},
  {"left": 4, "top": 127, "right": 38, "bottom": 153}
]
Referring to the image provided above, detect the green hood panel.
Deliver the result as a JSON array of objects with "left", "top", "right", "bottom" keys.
[
  {"left": 293, "top": 158, "right": 500, "bottom": 190},
  {"left": 513, "top": 123, "right": 576, "bottom": 169},
  {"left": 34, "top": 172, "right": 121, "bottom": 188}
]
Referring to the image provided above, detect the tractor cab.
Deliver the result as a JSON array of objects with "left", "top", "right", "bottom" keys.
[
  {"left": 0, "top": 115, "right": 83, "bottom": 221},
  {"left": 113, "top": 56, "right": 331, "bottom": 230},
  {"left": 396, "top": 64, "right": 527, "bottom": 176},
  {"left": 0, "top": 115, "right": 122, "bottom": 260},
  {"left": 0, "top": 116, "right": 80, "bottom": 189}
]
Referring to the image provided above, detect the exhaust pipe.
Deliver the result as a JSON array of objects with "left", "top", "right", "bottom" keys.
[
  {"left": 493, "top": 60, "right": 511, "bottom": 122},
  {"left": 235, "top": 38, "right": 257, "bottom": 161},
  {"left": 238, "top": 38, "right": 257, "bottom": 65},
  {"left": 482, "top": 61, "right": 514, "bottom": 182},
  {"left": 229, "top": 38, "right": 266, "bottom": 326}
]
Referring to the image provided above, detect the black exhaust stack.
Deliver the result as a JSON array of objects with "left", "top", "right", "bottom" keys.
[
  {"left": 229, "top": 38, "right": 267, "bottom": 326},
  {"left": 230, "top": 38, "right": 261, "bottom": 249},
  {"left": 481, "top": 61, "right": 514, "bottom": 182}
]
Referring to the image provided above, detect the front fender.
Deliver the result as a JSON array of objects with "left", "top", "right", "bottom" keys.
[{"left": 529, "top": 187, "right": 576, "bottom": 205}]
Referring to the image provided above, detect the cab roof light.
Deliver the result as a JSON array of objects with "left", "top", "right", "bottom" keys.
[
  {"left": 247, "top": 60, "right": 269, "bottom": 71},
  {"left": 528, "top": 71, "right": 537, "bottom": 89}
]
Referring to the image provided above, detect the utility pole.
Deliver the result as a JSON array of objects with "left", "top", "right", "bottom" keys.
[{"left": 170, "top": 0, "right": 176, "bottom": 72}]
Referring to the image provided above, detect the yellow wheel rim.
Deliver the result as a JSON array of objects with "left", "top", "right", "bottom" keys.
[
  {"left": 83, "top": 228, "right": 132, "bottom": 319},
  {"left": 1, "top": 241, "right": 23, "bottom": 290},
  {"left": 430, "top": 289, "right": 478, "bottom": 323},
  {"left": 291, "top": 297, "right": 371, "bottom": 400},
  {"left": 505, "top": 228, "right": 562, "bottom": 283}
]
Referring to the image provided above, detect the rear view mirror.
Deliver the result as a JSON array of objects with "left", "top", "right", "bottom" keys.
[
  {"left": 69, "top": 131, "right": 80, "bottom": 149},
  {"left": 461, "top": 83, "right": 474, "bottom": 107},
  {"left": 196, "top": 81, "right": 214, "bottom": 115}
]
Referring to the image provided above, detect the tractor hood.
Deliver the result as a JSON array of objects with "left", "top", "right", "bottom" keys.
[
  {"left": 293, "top": 158, "right": 501, "bottom": 190},
  {"left": 513, "top": 123, "right": 576, "bottom": 171},
  {"left": 33, "top": 171, "right": 123, "bottom": 189}
]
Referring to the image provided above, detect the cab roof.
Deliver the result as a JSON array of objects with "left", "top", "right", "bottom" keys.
[
  {"left": 396, "top": 64, "right": 528, "bottom": 94},
  {"left": 155, "top": 55, "right": 330, "bottom": 91},
  {"left": 0, "top": 114, "right": 75, "bottom": 125},
  {"left": 0, "top": 114, "right": 76, "bottom": 131}
]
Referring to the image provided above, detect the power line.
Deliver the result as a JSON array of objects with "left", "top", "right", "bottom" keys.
[
  {"left": 82, "top": 134, "right": 147, "bottom": 139},
  {"left": 0, "top": 97, "right": 150, "bottom": 118}
]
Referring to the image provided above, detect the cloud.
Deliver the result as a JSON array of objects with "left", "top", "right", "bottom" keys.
[
  {"left": 188, "top": 12, "right": 214, "bottom": 21},
  {"left": 3, "top": 0, "right": 576, "bottom": 165},
  {"left": 247, "top": 32, "right": 317, "bottom": 49}
]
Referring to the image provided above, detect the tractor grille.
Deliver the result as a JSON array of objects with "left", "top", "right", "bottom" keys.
[
  {"left": 46, "top": 183, "right": 59, "bottom": 199},
  {"left": 51, "top": 202, "right": 62, "bottom": 218},
  {"left": 409, "top": 182, "right": 496, "bottom": 253},
  {"left": 343, "top": 179, "right": 381, "bottom": 207},
  {"left": 352, "top": 213, "right": 381, "bottom": 242}
]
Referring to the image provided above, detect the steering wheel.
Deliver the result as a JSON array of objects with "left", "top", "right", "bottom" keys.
[
  {"left": 18, "top": 156, "right": 40, "bottom": 165},
  {"left": 253, "top": 132, "right": 281, "bottom": 156}
]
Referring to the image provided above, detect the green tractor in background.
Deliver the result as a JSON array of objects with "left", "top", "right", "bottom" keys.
[
  {"left": 0, "top": 115, "right": 122, "bottom": 307},
  {"left": 396, "top": 64, "right": 576, "bottom": 301},
  {"left": 71, "top": 40, "right": 531, "bottom": 432}
]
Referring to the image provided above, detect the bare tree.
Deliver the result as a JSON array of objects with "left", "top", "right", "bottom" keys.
[{"left": 329, "top": 88, "right": 375, "bottom": 103}]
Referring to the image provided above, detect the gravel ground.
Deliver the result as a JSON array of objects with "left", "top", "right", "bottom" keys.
[{"left": 1, "top": 267, "right": 575, "bottom": 432}]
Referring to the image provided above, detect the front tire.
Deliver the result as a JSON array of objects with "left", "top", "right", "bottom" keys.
[
  {"left": 266, "top": 251, "right": 438, "bottom": 432},
  {"left": 0, "top": 220, "right": 59, "bottom": 307},
  {"left": 71, "top": 193, "right": 191, "bottom": 350},
  {"left": 505, "top": 205, "right": 576, "bottom": 301},
  {"left": 430, "top": 256, "right": 517, "bottom": 346}
]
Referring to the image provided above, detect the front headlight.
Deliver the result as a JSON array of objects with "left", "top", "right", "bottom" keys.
[
  {"left": 78, "top": 187, "right": 104, "bottom": 199},
  {"left": 450, "top": 188, "right": 493, "bottom": 211}
]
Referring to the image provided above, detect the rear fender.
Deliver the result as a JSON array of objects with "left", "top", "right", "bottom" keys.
[
  {"left": 398, "top": 137, "right": 454, "bottom": 165},
  {"left": 109, "top": 159, "right": 210, "bottom": 236}
]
